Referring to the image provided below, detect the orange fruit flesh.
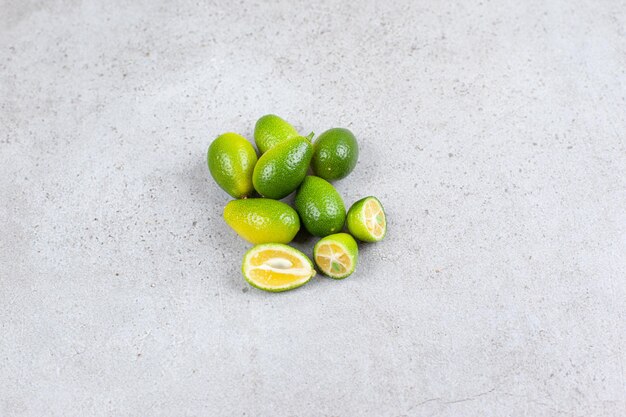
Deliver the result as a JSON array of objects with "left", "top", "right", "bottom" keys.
[
  {"left": 247, "top": 249, "right": 309, "bottom": 287},
  {"left": 315, "top": 243, "right": 351, "bottom": 275},
  {"left": 364, "top": 199, "right": 385, "bottom": 238}
]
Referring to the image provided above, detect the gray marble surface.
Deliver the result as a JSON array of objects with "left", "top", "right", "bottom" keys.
[{"left": 1, "top": 0, "right": 625, "bottom": 416}]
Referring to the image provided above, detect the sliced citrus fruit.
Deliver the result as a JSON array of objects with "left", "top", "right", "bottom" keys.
[
  {"left": 313, "top": 233, "right": 358, "bottom": 279},
  {"left": 346, "top": 196, "right": 386, "bottom": 242},
  {"left": 242, "top": 243, "right": 315, "bottom": 292}
]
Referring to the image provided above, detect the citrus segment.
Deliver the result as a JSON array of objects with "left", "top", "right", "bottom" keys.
[
  {"left": 243, "top": 244, "right": 315, "bottom": 292},
  {"left": 313, "top": 233, "right": 358, "bottom": 279},
  {"left": 346, "top": 197, "right": 386, "bottom": 242},
  {"left": 364, "top": 198, "right": 386, "bottom": 239}
]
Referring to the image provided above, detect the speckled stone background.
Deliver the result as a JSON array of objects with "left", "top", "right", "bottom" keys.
[{"left": 1, "top": 0, "right": 625, "bottom": 416}]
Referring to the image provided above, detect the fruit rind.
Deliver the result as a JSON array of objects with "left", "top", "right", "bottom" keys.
[
  {"left": 253, "top": 136, "right": 313, "bottom": 199},
  {"left": 254, "top": 114, "right": 299, "bottom": 154},
  {"left": 242, "top": 243, "right": 315, "bottom": 292},
  {"left": 223, "top": 199, "right": 300, "bottom": 244},
  {"left": 311, "top": 128, "right": 359, "bottom": 181},
  {"left": 294, "top": 176, "right": 346, "bottom": 237},
  {"left": 346, "top": 196, "right": 387, "bottom": 242},
  {"left": 207, "top": 132, "right": 258, "bottom": 198},
  {"left": 313, "top": 233, "right": 358, "bottom": 279}
]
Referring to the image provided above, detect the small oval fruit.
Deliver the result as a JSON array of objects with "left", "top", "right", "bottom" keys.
[
  {"left": 346, "top": 196, "right": 387, "bottom": 242},
  {"left": 207, "top": 133, "right": 257, "bottom": 198},
  {"left": 294, "top": 176, "right": 346, "bottom": 237},
  {"left": 254, "top": 114, "right": 300, "bottom": 154},
  {"left": 313, "top": 233, "right": 358, "bottom": 279},
  {"left": 242, "top": 243, "right": 316, "bottom": 292},
  {"left": 253, "top": 136, "right": 313, "bottom": 199},
  {"left": 223, "top": 198, "right": 300, "bottom": 244},
  {"left": 311, "top": 128, "right": 358, "bottom": 181}
]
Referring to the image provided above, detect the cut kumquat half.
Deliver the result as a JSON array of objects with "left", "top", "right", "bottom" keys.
[
  {"left": 346, "top": 196, "right": 386, "bottom": 242},
  {"left": 242, "top": 243, "right": 316, "bottom": 292},
  {"left": 313, "top": 233, "right": 358, "bottom": 279}
]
